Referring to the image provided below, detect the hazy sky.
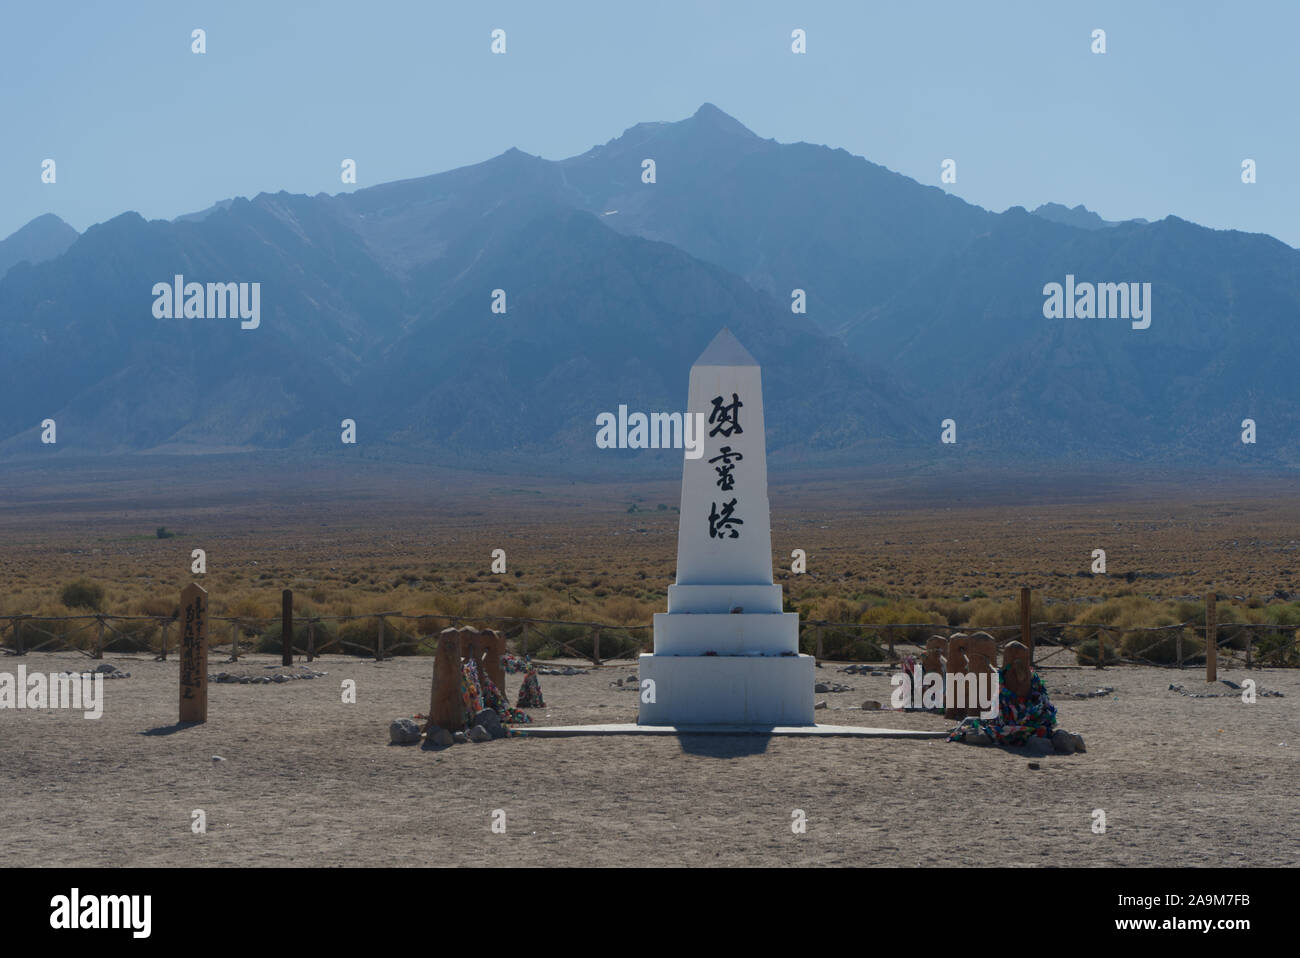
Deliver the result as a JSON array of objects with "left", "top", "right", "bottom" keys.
[{"left": 3, "top": 1, "right": 1296, "bottom": 246}]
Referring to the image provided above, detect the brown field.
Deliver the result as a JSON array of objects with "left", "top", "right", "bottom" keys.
[
  {"left": 1, "top": 456, "right": 1298, "bottom": 866},
  {"left": 1, "top": 456, "right": 1298, "bottom": 656}
]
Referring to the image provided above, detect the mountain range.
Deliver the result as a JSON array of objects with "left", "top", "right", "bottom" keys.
[{"left": 1, "top": 103, "right": 1296, "bottom": 469}]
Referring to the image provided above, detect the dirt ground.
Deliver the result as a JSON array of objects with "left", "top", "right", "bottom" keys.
[{"left": 2, "top": 651, "right": 1295, "bottom": 867}]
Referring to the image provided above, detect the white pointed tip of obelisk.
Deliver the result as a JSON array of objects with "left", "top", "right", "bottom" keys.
[{"left": 693, "top": 327, "right": 759, "bottom": 367}]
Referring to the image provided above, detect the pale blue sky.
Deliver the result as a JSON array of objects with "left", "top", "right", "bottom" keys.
[{"left": 3, "top": 1, "right": 1295, "bottom": 246}]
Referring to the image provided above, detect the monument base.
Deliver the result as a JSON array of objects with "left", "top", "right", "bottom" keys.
[{"left": 637, "top": 653, "right": 816, "bottom": 726}]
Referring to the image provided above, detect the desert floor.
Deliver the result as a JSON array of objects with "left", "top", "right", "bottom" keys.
[{"left": 2, "top": 651, "right": 1295, "bottom": 867}]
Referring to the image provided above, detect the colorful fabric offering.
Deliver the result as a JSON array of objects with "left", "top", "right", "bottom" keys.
[
  {"left": 516, "top": 669, "right": 545, "bottom": 709},
  {"left": 503, "top": 653, "right": 533, "bottom": 674},
  {"left": 947, "top": 666, "right": 1058, "bottom": 745},
  {"left": 460, "top": 658, "right": 533, "bottom": 726}
]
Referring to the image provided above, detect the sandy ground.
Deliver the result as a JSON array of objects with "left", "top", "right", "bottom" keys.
[{"left": 1, "top": 651, "right": 1296, "bottom": 867}]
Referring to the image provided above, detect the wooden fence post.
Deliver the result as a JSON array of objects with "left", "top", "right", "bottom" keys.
[
  {"left": 1245, "top": 630, "right": 1253, "bottom": 670},
  {"left": 159, "top": 621, "right": 169, "bottom": 660},
  {"left": 592, "top": 629, "right": 601, "bottom": 666},
  {"left": 12, "top": 616, "right": 23, "bottom": 655},
  {"left": 1205, "top": 593, "right": 1217, "bottom": 682},
  {"left": 376, "top": 614, "right": 385, "bottom": 661},
  {"left": 815, "top": 626, "right": 824, "bottom": 663},
  {"left": 282, "top": 590, "right": 294, "bottom": 666},
  {"left": 1096, "top": 630, "right": 1106, "bottom": 669},
  {"left": 307, "top": 619, "right": 316, "bottom": 662},
  {"left": 1020, "top": 587, "right": 1033, "bottom": 665},
  {"left": 95, "top": 615, "right": 105, "bottom": 659},
  {"left": 1176, "top": 630, "right": 1183, "bottom": 669}
]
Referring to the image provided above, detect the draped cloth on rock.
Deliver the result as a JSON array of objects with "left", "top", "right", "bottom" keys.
[
  {"left": 461, "top": 658, "right": 532, "bottom": 726},
  {"left": 947, "top": 666, "right": 1057, "bottom": 745}
]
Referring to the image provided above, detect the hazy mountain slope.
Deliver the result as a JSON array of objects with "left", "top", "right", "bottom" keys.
[
  {"left": 360, "top": 207, "right": 923, "bottom": 461},
  {"left": 0, "top": 213, "right": 78, "bottom": 280},
  {"left": 556, "top": 104, "right": 998, "bottom": 334},
  {"left": 315, "top": 104, "right": 998, "bottom": 335},
  {"left": 0, "top": 196, "right": 407, "bottom": 452},
  {"left": 847, "top": 210, "right": 1300, "bottom": 462},
  {"left": 0, "top": 196, "right": 923, "bottom": 461}
]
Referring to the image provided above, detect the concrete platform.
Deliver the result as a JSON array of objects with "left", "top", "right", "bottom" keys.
[
  {"left": 509, "top": 723, "right": 948, "bottom": 739},
  {"left": 638, "top": 652, "right": 815, "bottom": 725}
]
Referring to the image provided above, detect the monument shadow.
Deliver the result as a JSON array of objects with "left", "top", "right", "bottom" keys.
[{"left": 675, "top": 730, "right": 775, "bottom": 756}]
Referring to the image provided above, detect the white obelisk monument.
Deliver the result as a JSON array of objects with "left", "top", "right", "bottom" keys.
[{"left": 638, "top": 328, "right": 815, "bottom": 726}]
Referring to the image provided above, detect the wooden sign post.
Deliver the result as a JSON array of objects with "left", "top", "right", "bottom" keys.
[
  {"left": 282, "top": 589, "right": 294, "bottom": 666},
  {"left": 922, "top": 637, "right": 945, "bottom": 683},
  {"left": 179, "top": 583, "right": 209, "bottom": 723},
  {"left": 427, "top": 629, "right": 467, "bottom": 733},
  {"left": 1205, "top": 592, "right": 1217, "bottom": 682},
  {"left": 1002, "top": 640, "right": 1031, "bottom": 701},
  {"left": 967, "top": 633, "right": 997, "bottom": 717},
  {"left": 944, "top": 633, "right": 971, "bottom": 720}
]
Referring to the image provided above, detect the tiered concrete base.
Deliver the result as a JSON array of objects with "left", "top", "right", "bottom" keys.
[{"left": 637, "top": 652, "right": 816, "bottom": 726}]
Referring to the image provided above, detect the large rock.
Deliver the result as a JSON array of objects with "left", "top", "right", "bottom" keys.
[
  {"left": 1025, "top": 735, "right": 1055, "bottom": 756},
  {"left": 1052, "top": 729, "right": 1077, "bottom": 755},
  {"left": 423, "top": 727, "right": 454, "bottom": 749},
  {"left": 473, "top": 708, "right": 506, "bottom": 739},
  {"left": 389, "top": 718, "right": 422, "bottom": 745}
]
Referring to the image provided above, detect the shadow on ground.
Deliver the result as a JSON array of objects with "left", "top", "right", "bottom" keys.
[
  {"left": 140, "top": 722, "right": 203, "bottom": 736},
  {"left": 676, "top": 732, "right": 773, "bottom": 757}
]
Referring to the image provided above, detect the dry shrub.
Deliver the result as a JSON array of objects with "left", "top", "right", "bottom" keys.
[
  {"left": 224, "top": 595, "right": 275, "bottom": 620},
  {"left": 602, "top": 595, "right": 651, "bottom": 627},
  {"left": 60, "top": 579, "right": 105, "bottom": 611},
  {"left": 858, "top": 602, "right": 943, "bottom": 644},
  {"left": 965, "top": 595, "right": 1045, "bottom": 631},
  {"left": 132, "top": 596, "right": 177, "bottom": 618}
]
